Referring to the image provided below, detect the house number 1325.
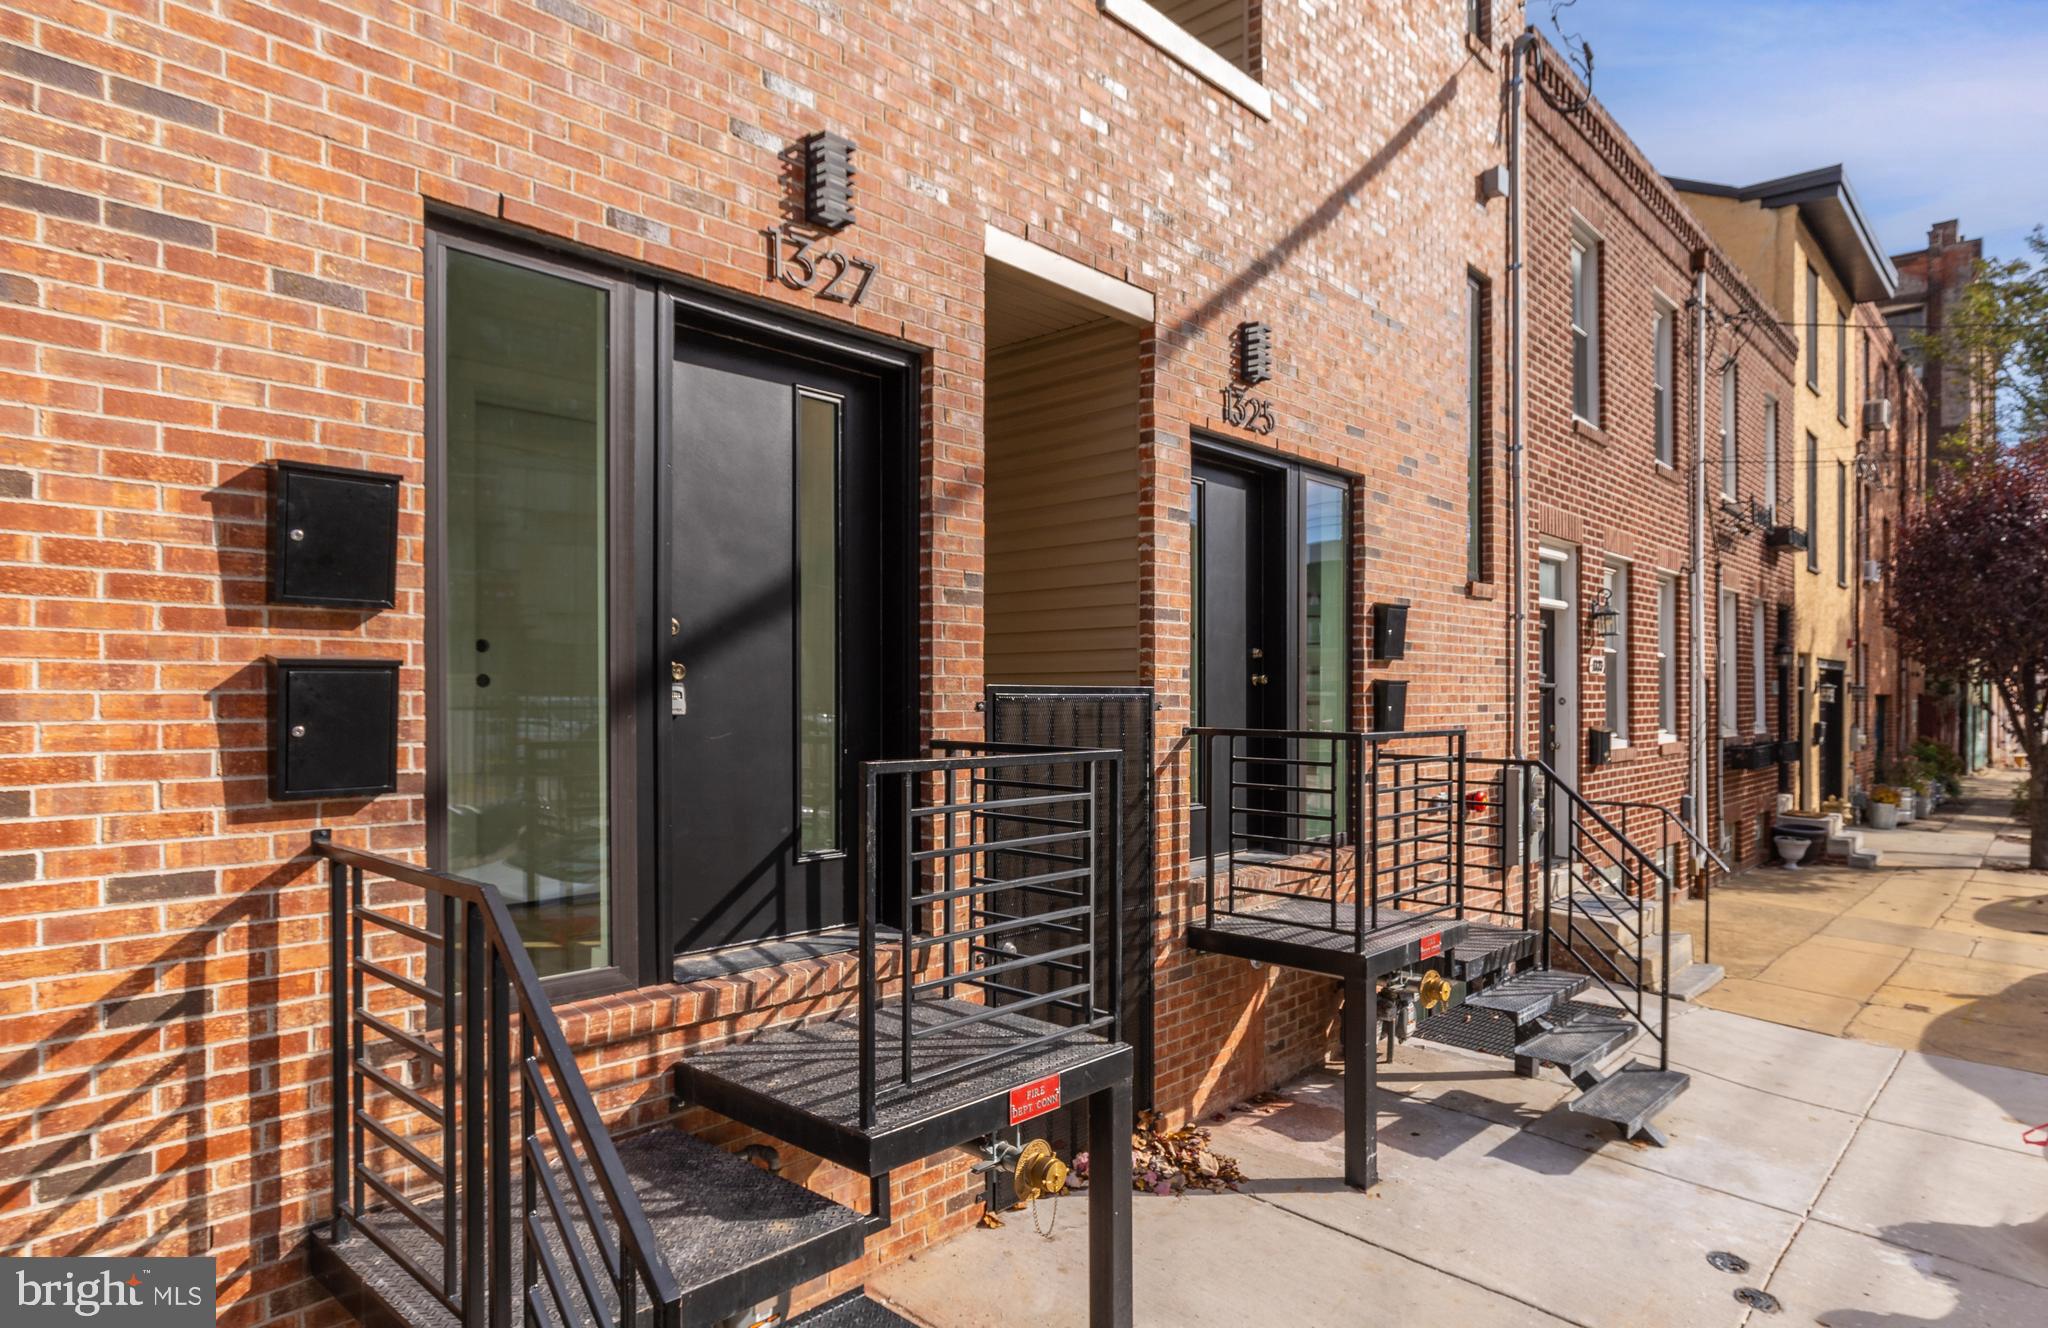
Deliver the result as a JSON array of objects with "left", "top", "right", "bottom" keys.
[{"left": 762, "top": 226, "right": 880, "bottom": 307}]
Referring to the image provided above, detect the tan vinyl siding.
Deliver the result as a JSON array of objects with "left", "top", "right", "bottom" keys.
[
  {"left": 1152, "top": 0, "right": 1251, "bottom": 72},
  {"left": 985, "top": 320, "right": 1142, "bottom": 684}
]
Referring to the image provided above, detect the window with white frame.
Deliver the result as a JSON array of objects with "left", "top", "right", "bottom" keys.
[
  {"left": 1762, "top": 397, "right": 1779, "bottom": 517},
  {"left": 1656, "top": 576, "right": 1677, "bottom": 740},
  {"left": 1720, "top": 362, "right": 1739, "bottom": 498},
  {"left": 1751, "top": 600, "right": 1768, "bottom": 733},
  {"left": 1602, "top": 559, "right": 1629, "bottom": 743},
  {"left": 1653, "top": 301, "right": 1675, "bottom": 465},
  {"left": 1718, "top": 588, "right": 1739, "bottom": 736},
  {"left": 1571, "top": 225, "right": 1601, "bottom": 425}
]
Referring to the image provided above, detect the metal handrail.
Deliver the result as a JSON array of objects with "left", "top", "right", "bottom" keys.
[
  {"left": 316, "top": 835, "right": 683, "bottom": 1328},
  {"left": 1591, "top": 795, "right": 1728, "bottom": 962},
  {"left": 857, "top": 743, "right": 1124, "bottom": 1129}
]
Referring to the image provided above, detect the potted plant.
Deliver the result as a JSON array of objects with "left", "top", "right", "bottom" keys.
[{"left": 1868, "top": 785, "right": 1900, "bottom": 830}]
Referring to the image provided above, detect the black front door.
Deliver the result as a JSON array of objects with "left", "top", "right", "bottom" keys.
[
  {"left": 1191, "top": 458, "right": 1286, "bottom": 853},
  {"left": 1818, "top": 663, "right": 1846, "bottom": 801},
  {"left": 666, "top": 321, "right": 884, "bottom": 952}
]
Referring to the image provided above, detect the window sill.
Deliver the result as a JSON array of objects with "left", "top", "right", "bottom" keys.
[
  {"left": 1464, "top": 31, "right": 1496, "bottom": 68},
  {"left": 1466, "top": 579, "right": 1497, "bottom": 600},
  {"left": 1658, "top": 739, "right": 1683, "bottom": 755},
  {"left": 1652, "top": 459, "right": 1680, "bottom": 483},
  {"left": 1573, "top": 416, "right": 1610, "bottom": 446},
  {"left": 1100, "top": 0, "right": 1274, "bottom": 120},
  {"left": 1607, "top": 742, "right": 1644, "bottom": 764}
]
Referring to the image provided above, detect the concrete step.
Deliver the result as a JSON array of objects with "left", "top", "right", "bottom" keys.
[{"left": 1663, "top": 962, "right": 1725, "bottom": 1001}]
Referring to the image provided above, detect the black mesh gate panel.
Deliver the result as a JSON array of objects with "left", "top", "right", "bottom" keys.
[{"left": 984, "top": 686, "right": 1156, "bottom": 1107}]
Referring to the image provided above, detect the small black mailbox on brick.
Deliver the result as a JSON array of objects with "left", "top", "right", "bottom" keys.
[
  {"left": 271, "top": 658, "right": 400, "bottom": 801},
  {"left": 270, "top": 460, "right": 400, "bottom": 608},
  {"left": 1371, "top": 679, "right": 1408, "bottom": 733},
  {"left": 1372, "top": 602, "right": 1409, "bottom": 660}
]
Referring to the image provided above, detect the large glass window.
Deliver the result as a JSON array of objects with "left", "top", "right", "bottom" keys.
[
  {"left": 1720, "top": 364, "right": 1739, "bottom": 499},
  {"left": 1602, "top": 560, "right": 1629, "bottom": 743},
  {"left": 1653, "top": 303, "right": 1674, "bottom": 466},
  {"left": 797, "top": 392, "right": 841, "bottom": 854},
  {"left": 1656, "top": 576, "right": 1677, "bottom": 739},
  {"left": 1762, "top": 397, "right": 1779, "bottom": 517},
  {"left": 441, "top": 248, "right": 612, "bottom": 978},
  {"left": 1303, "top": 478, "right": 1349, "bottom": 829},
  {"left": 1571, "top": 230, "right": 1601, "bottom": 425},
  {"left": 1751, "top": 600, "right": 1768, "bottom": 734},
  {"left": 1467, "top": 275, "right": 1485, "bottom": 581},
  {"left": 1805, "top": 265, "right": 1820, "bottom": 391},
  {"left": 1719, "top": 588, "right": 1738, "bottom": 736},
  {"left": 1806, "top": 432, "right": 1821, "bottom": 573}
]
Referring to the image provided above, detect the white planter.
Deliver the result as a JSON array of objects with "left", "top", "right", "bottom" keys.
[
  {"left": 1868, "top": 801, "right": 1899, "bottom": 830},
  {"left": 1775, "top": 835, "right": 1812, "bottom": 868}
]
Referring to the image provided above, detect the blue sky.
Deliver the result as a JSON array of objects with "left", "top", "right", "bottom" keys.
[{"left": 1563, "top": 0, "right": 2048, "bottom": 265}]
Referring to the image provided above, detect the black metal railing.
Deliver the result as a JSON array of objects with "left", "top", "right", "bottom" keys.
[
  {"left": 317, "top": 835, "right": 682, "bottom": 1328},
  {"left": 1470, "top": 759, "right": 1674, "bottom": 1067},
  {"left": 856, "top": 743, "right": 1123, "bottom": 1128},
  {"left": 1591, "top": 797, "right": 1731, "bottom": 965},
  {"left": 1189, "top": 727, "right": 1476, "bottom": 948}
]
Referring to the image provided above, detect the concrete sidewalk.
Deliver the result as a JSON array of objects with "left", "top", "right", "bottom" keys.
[
  {"left": 1669, "top": 769, "right": 2048, "bottom": 1075},
  {"left": 869, "top": 1000, "right": 2048, "bottom": 1326}
]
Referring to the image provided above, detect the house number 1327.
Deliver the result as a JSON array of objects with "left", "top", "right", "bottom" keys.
[{"left": 762, "top": 227, "right": 879, "bottom": 307}]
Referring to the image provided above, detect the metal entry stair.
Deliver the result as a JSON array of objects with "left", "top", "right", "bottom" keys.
[
  {"left": 1419, "top": 964, "right": 1690, "bottom": 1145},
  {"left": 309, "top": 837, "right": 921, "bottom": 1328},
  {"left": 312, "top": 1129, "right": 910, "bottom": 1328}
]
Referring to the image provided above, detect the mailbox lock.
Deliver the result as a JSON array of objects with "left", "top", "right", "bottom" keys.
[
  {"left": 289, "top": 528, "right": 306, "bottom": 542},
  {"left": 290, "top": 724, "right": 306, "bottom": 738}
]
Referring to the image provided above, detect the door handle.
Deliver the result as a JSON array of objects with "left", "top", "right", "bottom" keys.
[{"left": 1251, "top": 674, "right": 1269, "bottom": 686}]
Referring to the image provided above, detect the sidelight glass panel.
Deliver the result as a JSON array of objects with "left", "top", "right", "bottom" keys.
[
  {"left": 798, "top": 392, "right": 841, "bottom": 854},
  {"left": 442, "top": 249, "right": 610, "bottom": 978},
  {"left": 1303, "top": 479, "right": 1349, "bottom": 831}
]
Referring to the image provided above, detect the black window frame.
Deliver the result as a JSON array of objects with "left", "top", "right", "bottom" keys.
[
  {"left": 1806, "top": 431, "right": 1820, "bottom": 574},
  {"left": 423, "top": 223, "right": 655, "bottom": 1002},
  {"left": 1805, "top": 264, "right": 1820, "bottom": 393}
]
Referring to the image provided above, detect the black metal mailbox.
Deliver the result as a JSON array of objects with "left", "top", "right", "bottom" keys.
[
  {"left": 270, "top": 658, "right": 400, "bottom": 800},
  {"left": 1372, "top": 602, "right": 1409, "bottom": 660},
  {"left": 1371, "top": 678, "right": 1408, "bottom": 732},
  {"left": 270, "top": 460, "right": 400, "bottom": 608}
]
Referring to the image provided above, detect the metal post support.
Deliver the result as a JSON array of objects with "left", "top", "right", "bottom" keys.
[
  {"left": 1087, "top": 1079, "right": 1133, "bottom": 1328},
  {"left": 1342, "top": 973, "right": 1378, "bottom": 1190}
]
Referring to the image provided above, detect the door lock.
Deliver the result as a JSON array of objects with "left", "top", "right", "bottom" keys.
[
  {"left": 671, "top": 661, "right": 686, "bottom": 681},
  {"left": 1251, "top": 673, "right": 1269, "bottom": 686},
  {"left": 1249, "top": 647, "right": 1264, "bottom": 659}
]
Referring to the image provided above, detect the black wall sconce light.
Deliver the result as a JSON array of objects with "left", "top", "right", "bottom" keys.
[
  {"left": 1586, "top": 587, "right": 1620, "bottom": 646},
  {"left": 802, "top": 131, "right": 856, "bottom": 230},
  {"left": 1237, "top": 320, "right": 1272, "bottom": 385}
]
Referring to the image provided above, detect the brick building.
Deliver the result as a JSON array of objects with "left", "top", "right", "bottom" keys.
[
  {"left": 1851, "top": 301, "right": 1928, "bottom": 792},
  {"left": 1520, "top": 42, "right": 1796, "bottom": 881},
  {"left": 0, "top": 1, "right": 1521, "bottom": 1324},
  {"left": 1883, "top": 219, "right": 2005, "bottom": 769}
]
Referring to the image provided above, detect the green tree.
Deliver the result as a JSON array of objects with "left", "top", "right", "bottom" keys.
[{"left": 1887, "top": 442, "right": 2048, "bottom": 867}]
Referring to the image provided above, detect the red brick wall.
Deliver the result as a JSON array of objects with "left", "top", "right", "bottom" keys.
[
  {"left": 1522, "top": 43, "right": 1797, "bottom": 871},
  {"left": 0, "top": 2, "right": 1522, "bottom": 1325}
]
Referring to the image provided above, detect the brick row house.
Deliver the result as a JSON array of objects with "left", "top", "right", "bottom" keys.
[{"left": 0, "top": 4, "right": 1942, "bottom": 1327}]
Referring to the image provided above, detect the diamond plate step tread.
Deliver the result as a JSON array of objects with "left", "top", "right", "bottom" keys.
[
  {"left": 1514, "top": 1012, "right": 1638, "bottom": 1079},
  {"left": 1569, "top": 1061, "right": 1690, "bottom": 1139},
  {"left": 313, "top": 1128, "right": 872, "bottom": 1328},
  {"left": 1463, "top": 969, "right": 1590, "bottom": 1022},
  {"left": 1449, "top": 925, "right": 1537, "bottom": 981},
  {"left": 1413, "top": 1005, "right": 1521, "bottom": 1058},
  {"left": 788, "top": 1291, "right": 921, "bottom": 1326}
]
